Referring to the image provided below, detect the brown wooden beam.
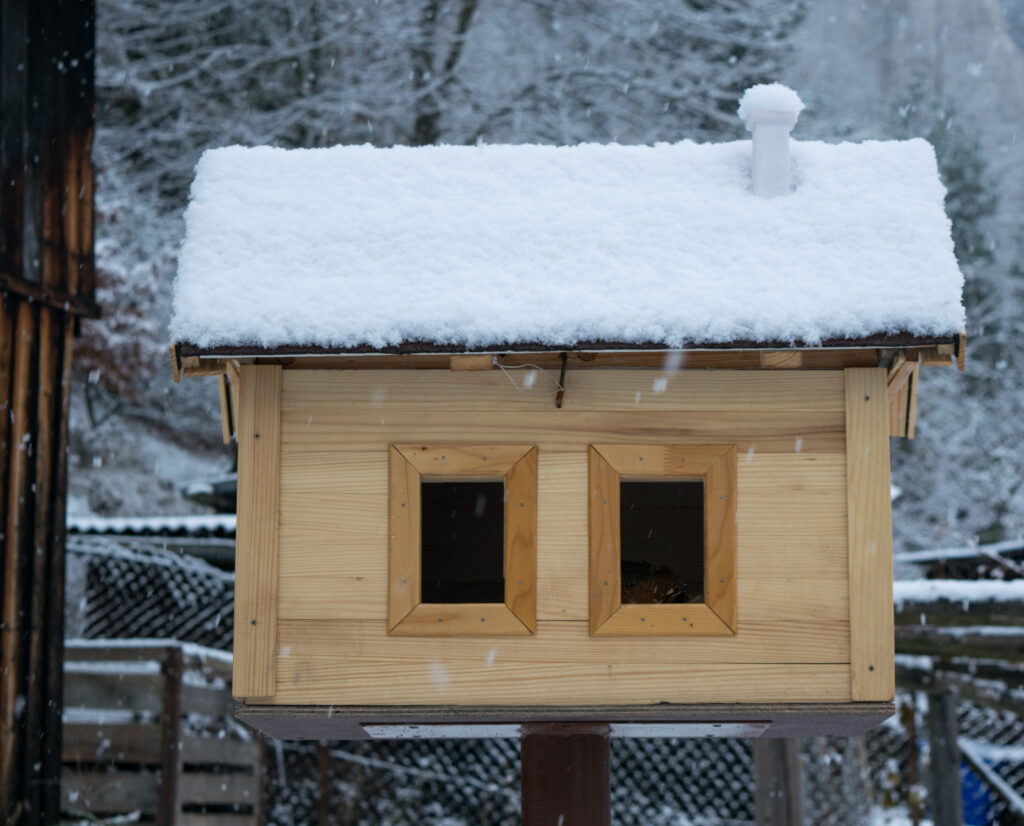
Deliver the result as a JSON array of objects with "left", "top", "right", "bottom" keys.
[
  {"left": 928, "top": 688, "right": 963, "bottom": 826},
  {"left": 317, "top": 743, "right": 332, "bottom": 826},
  {"left": 42, "top": 314, "right": 74, "bottom": 818},
  {"left": 177, "top": 331, "right": 961, "bottom": 359},
  {"left": 521, "top": 723, "right": 610, "bottom": 826},
  {"left": 895, "top": 600, "right": 1024, "bottom": 628},
  {"left": 158, "top": 647, "right": 184, "bottom": 825},
  {"left": 23, "top": 306, "right": 59, "bottom": 819},
  {"left": 896, "top": 626, "right": 1024, "bottom": 661},
  {"left": 0, "top": 273, "right": 100, "bottom": 319},
  {"left": 236, "top": 702, "right": 895, "bottom": 740},
  {"left": 1, "top": 300, "right": 36, "bottom": 821},
  {"left": 754, "top": 738, "right": 803, "bottom": 826}
]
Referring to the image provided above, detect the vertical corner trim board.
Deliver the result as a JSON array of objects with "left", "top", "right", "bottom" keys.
[
  {"left": 234, "top": 365, "right": 283, "bottom": 699},
  {"left": 844, "top": 368, "right": 895, "bottom": 701}
]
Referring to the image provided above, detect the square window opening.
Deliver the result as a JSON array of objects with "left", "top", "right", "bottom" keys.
[
  {"left": 620, "top": 480, "right": 704, "bottom": 604},
  {"left": 420, "top": 481, "right": 505, "bottom": 604}
]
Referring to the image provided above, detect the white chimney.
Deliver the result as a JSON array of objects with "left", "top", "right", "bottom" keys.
[{"left": 738, "top": 83, "right": 805, "bottom": 197}]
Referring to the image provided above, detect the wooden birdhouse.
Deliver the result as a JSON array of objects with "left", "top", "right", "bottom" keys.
[{"left": 171, "top": 88, "right": 965, "bottom": 740}]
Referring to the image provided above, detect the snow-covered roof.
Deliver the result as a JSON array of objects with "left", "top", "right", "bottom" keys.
[{"left": 171, "top": 139, "right": 965, "bottom": 353}]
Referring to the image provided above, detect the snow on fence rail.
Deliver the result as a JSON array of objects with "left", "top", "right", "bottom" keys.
[
  {"left": 894, "top": 579, "right": 1024, "bottom": 607},
  {"left": 894, "top": 539, "right": 1024, "bottom": 579},
  {"left": 893, "top": 579, "right": 1024, "bottom": 662}
]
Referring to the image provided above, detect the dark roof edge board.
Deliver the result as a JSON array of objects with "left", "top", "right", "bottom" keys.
[{"left": 178, "top": 332, "right": 962, "bottom": 359}]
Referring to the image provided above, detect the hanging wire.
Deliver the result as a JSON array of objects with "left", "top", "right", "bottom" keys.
[{"left": 494, "top": 359, "right": 564, "bottom": 396}]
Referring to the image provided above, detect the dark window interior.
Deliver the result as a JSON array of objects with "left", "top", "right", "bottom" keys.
[
  {"left": 620, "top": 480, "right": 704, "bottom": 604},
  {"left": 421, "top": 481, "right": 505, "bottom": 603}
]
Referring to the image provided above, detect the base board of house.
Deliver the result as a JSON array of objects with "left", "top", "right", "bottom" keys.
[{"left": 235, "top": 702, "right": 895, "bottom": 740}]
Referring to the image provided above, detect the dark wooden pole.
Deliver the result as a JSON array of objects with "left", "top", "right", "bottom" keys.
[
  {"left": 927, "top": 687, "right": 963, "bottom": 826},
  {"left": 317, "top": 743, "right": 332, "bottom": 826},
  {"left": 1, "top": 300, "right": 36, "bottom": 822},
  {"left": 520, "top": 723, "right": 610, "bottom": 826},
  {"left": 901, "top": 694, "right": 922, "bottom": 826},
  {"left": 754, "top": 738, "right": 803, "bottom": 826},
  {"left": 158, "top": 647, "right": 184, "bottom": 826}
]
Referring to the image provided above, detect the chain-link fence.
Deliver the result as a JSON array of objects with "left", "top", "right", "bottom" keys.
[
  {"left": 957, "top": 704, "right": 1024, "bottom": 825},
  {"left": 67, "top": 535, "right": 1024, "bottom": 825},
  {"left": 262, "top": 737, "right": 757, "bottom": 826}
]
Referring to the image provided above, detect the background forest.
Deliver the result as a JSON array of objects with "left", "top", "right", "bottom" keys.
[{"left": 73, "top": 0, "right": 1024, "bottom": 553}]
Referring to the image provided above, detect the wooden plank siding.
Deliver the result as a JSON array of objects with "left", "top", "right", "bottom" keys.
[{"left": 263, "top": 368, "right": 858, "bottom": 707}]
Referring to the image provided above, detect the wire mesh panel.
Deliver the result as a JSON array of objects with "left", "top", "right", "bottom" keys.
[
  {"left": 957, "top": 703, "right": 1024, "bottom": 825},
  {"left": 264, "top": 740, "right": 521, "bottom": 826},
  {"left": 261, "top": 737, "right": 762, "bottom": 826},
  {"left": 612, "top": 738, "right": 754, "bottom": 825},
  {"left": 67, "top": 534, "right": 235, "bottom": 648},
  {"left": 803, "top": 736, "right": 879, "bottom": 826}
]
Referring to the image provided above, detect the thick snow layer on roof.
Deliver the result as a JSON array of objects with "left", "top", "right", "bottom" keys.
[{"left": 171, "top": 139, "right": 964, "bottom": 351}]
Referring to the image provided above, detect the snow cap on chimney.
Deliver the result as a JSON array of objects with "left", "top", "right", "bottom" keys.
[{"left": 738, "top": 83, "right": 804, "bottom": 197}]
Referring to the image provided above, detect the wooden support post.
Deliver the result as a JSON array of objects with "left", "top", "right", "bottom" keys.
[
  {"left": 158, "top": 647, "right": 184, "bottom": 826},
  {"left": 1, "top": 300, "right": 36, "bottom": 822},
  {"left": 845, "top": 368, "right": 895, "bottom": 701},
  {"left": 23, "top": 306, "right": 57, "bottom": 823},
  {"left": 234, "top": 364, "right": 283, "bottom": 698},
  {"left": 754, "top": 738, "right": 803, "bottom": 826},
  {"left": 317, "top": 742, "right": 332, "bottom": 826},
  {"left": 521, "top": 723, "right": 610, "bottom": 826},
  {"left": 927, "top": 687, "right": 963, "bottom": 826},
  {"left": 900, "top": 695, "right": 922, "bottom": 826}
]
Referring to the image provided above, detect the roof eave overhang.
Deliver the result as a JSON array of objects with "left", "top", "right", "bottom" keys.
[
  {"left": 171, "top": 332, "right": 966, "bottom": 384},
  {"left": 175, "top": 331, "right": 963, "bottom": 361}
]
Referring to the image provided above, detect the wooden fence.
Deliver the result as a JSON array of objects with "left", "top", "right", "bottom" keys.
[
  {"left": 62, "top": 641, "right": 263, "bottom": 825},
  {"left": 894, "top": 579, "right": 1024, "bottom": 824}
]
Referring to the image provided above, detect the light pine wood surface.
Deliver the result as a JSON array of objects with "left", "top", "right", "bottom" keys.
[
  {"left": 386, "top": 443, "right": 537, "bottom": 635},
  {"left": 233, "top": 365, "right": 282, "bottom": 699},
  {"left": 282, "top": 369, "right": 845, "bottom": 413},
  {"left": 280, "top": 409, "right": 846, "bottom": 454},
  {"left": 272, "top": 618, "right": 852, "bottom": 704},
  {"left": 505, "top": 447, "right": 539, "bottom": 632},
  {"left": 704, "top": 446, "right": 738, "bottom": 631},
  {"left": 845, "top": 368, "right": 895, "bottom": 701},
  {"left": 386, "top": 446, "right": 420, "bottom": 631},
  {"left": 588, "top": 444, "right": 737, "bottom": 636},
  {"left": 265, "top": 368, "right": 860, "bottom": 706}
]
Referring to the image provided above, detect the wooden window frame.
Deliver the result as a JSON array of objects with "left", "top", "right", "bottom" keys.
[
  {"left": 588, "top": 444, "right": 737, "bottom": 637},
  {"left": 388, "top": 444, "right": 537, "bottom": 636}
]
